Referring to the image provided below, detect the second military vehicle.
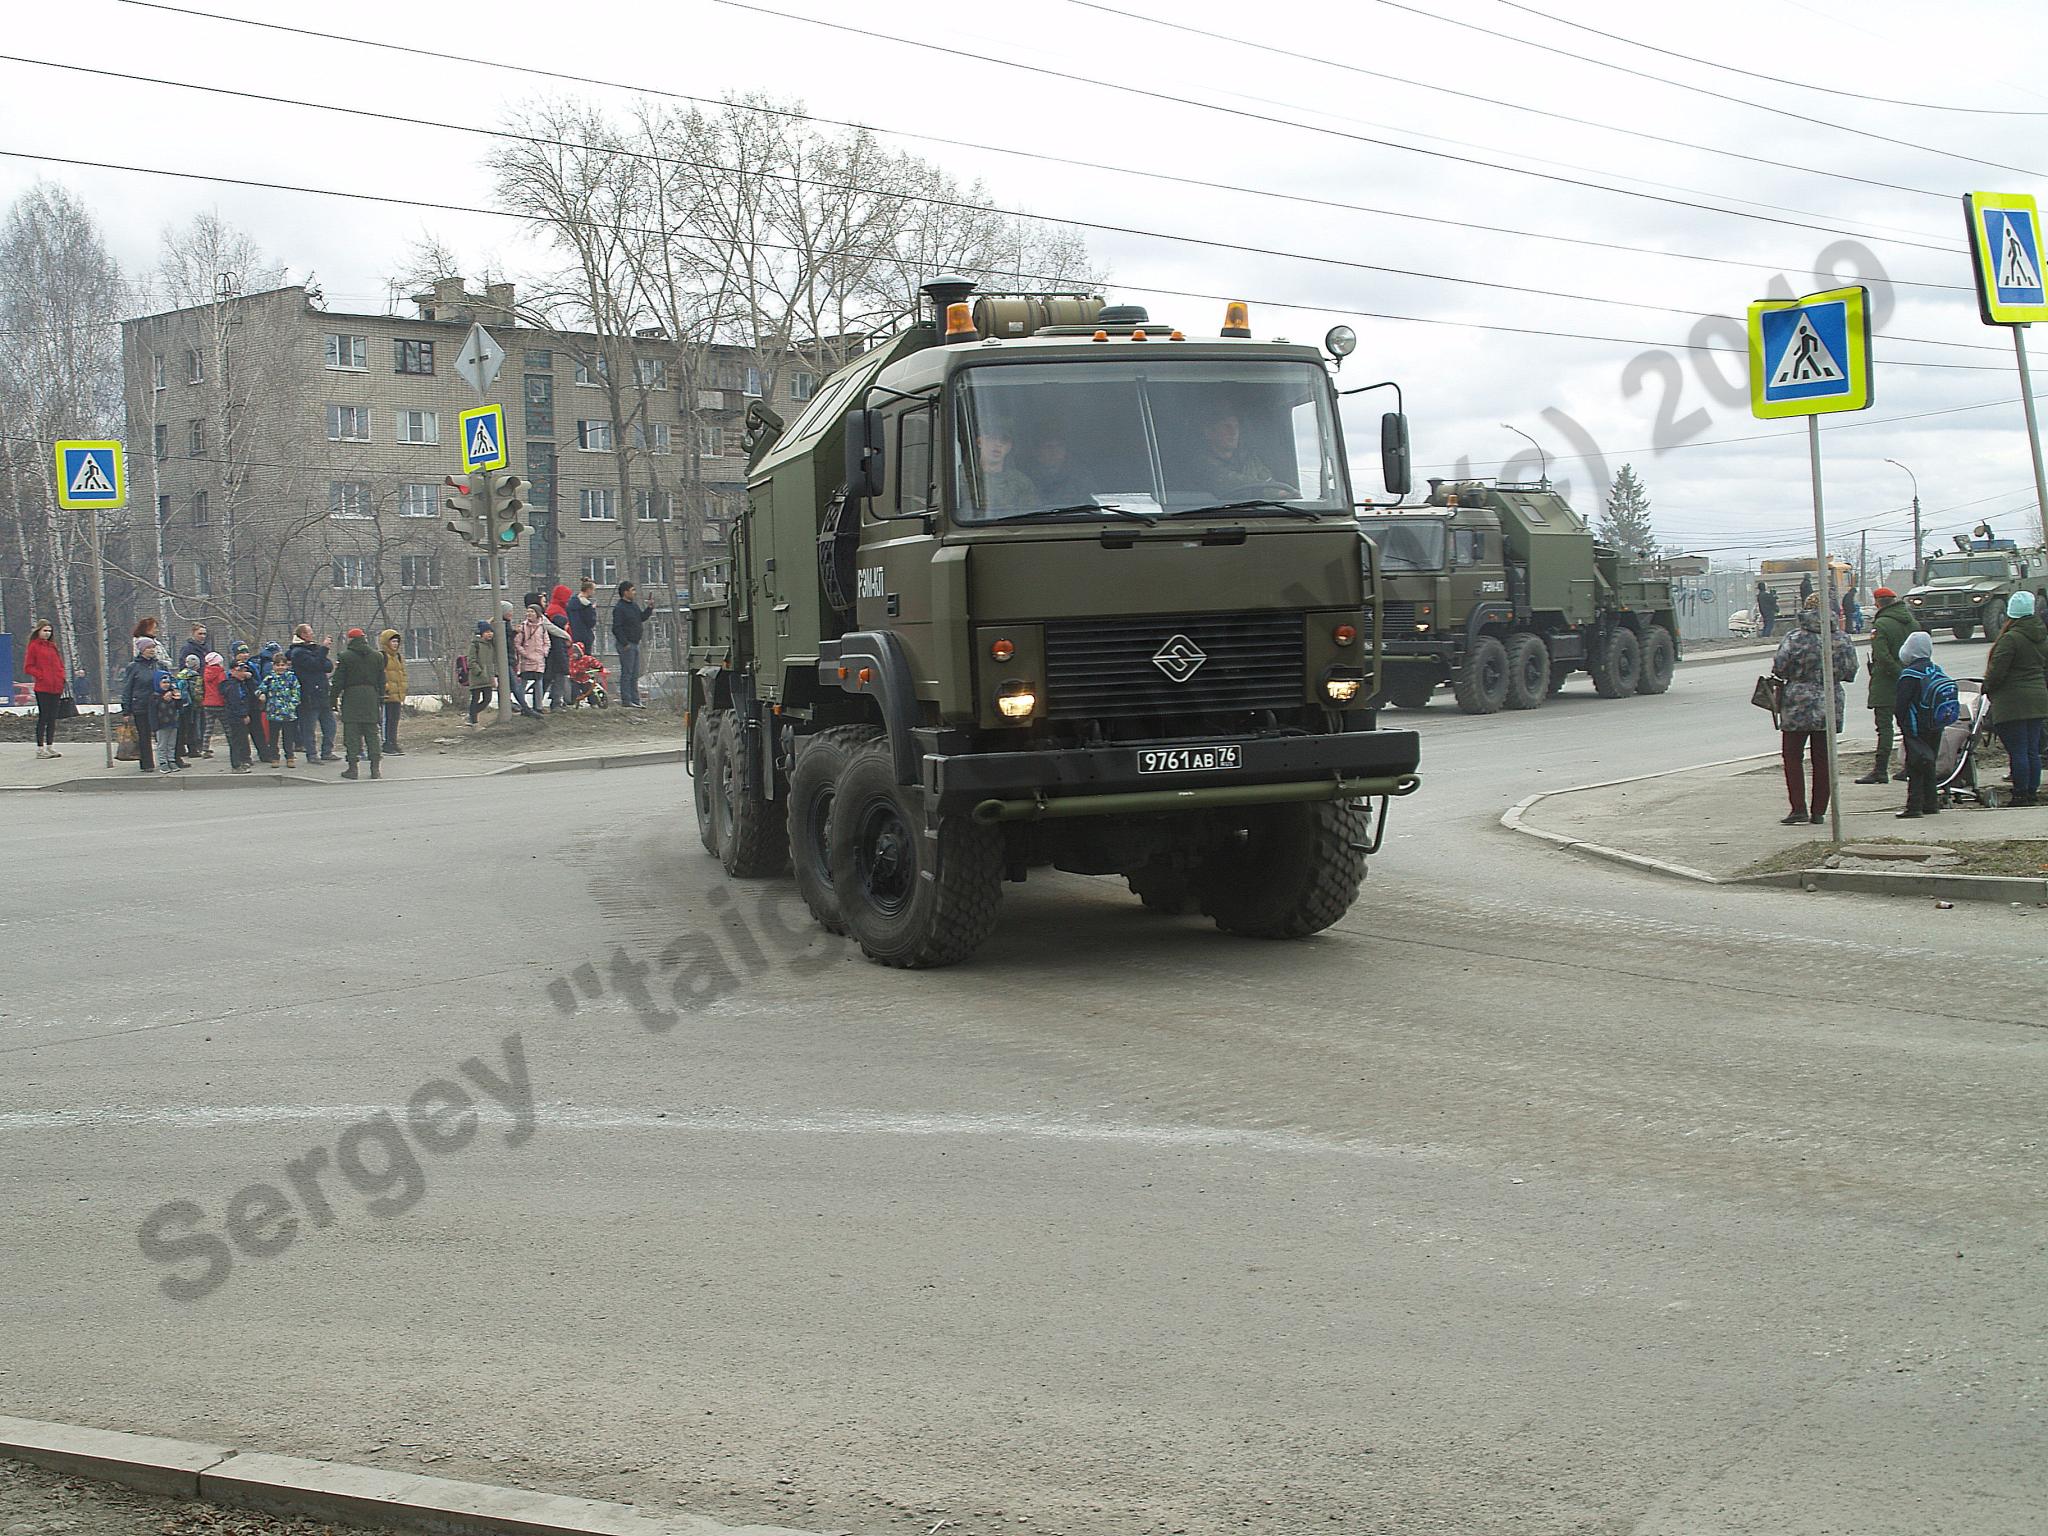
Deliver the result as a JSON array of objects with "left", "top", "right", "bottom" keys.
[
  {"left": 1906, "top": 531, "right": 2048, "bottom": 640},
  {"left": 685, "top": 280, "right": 1422, "bottom": 968},
  {"left": 1364, "top": 478, "right": 1679, "bottom": 713}
]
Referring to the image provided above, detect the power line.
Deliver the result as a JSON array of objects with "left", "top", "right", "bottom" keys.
[
  {"left": 1071, "top": 0, "right": 1957, "bottom": 203},
  {"left": 1491, "top": 0, "right": 2048, "bottom": 117},
  {"left": 1379, "top": 0, "right": 2045, "bottom": 178},
  {"left": 112, "top": 0, "right": 1973, "bottom": 283},
  {"left": 4, "top": 146, "right": 2010, "bottom": 374},
  {"left": 705, "top": 0, "right": 1972, "bottom": 258},
  {"left": 0, "top": 52, "right": 1998, "bottom": 358}
]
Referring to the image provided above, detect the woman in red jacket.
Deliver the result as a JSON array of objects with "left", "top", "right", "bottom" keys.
[{"left": 23, "top": 618, "right": 67, "bottom": 757}]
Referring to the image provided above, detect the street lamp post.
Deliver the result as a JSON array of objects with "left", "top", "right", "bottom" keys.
[
  {"left": 1499, "top": 422, "right": 1548, "bottom": 488},
  {"left": 1885, "top": 458, "right": 1920, "bottom": 584}
]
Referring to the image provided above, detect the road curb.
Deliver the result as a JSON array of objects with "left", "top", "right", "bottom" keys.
[
  {"left": 488, "top": 748, "right": 684, "bottom": 776},
  {"left": 0, "top": 748, "right": 683, "bottom": 793},
  {"left": 1499, "top": 754, "right": 2048, "bottom": 902},
  {"left": 0, "top": 1415, "right": 826, "bottom": 1536}
]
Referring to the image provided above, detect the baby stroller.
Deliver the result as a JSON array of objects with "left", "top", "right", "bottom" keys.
[
  {"left": 1935, "top": 675, "right": 1994, "bottom": 805},
  {"left": 566, "top": 641, "right": 609, "bottom": 708}
]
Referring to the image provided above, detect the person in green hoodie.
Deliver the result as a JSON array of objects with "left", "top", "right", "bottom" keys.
[
  {"left": 330, "top": 627, "right": 387, "bottom": 780},
  {"left": 1855, "top": 586, "right": 1917, "bottom": 785},
  {"left": 1984, "top": 589, "right": 2048, "bottom": 807}
]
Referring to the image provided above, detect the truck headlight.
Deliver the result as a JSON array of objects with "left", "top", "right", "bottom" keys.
[
  {"left": 1324, "top": 677, "right": 1362, "bottom": 703},
  {"left": 996, "top": 684, "right": 1037, "bottom": 719}
]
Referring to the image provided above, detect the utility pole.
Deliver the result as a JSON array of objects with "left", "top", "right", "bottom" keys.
[{"left": 1885, "top": 458, "right": 1921, "bottom": 582}]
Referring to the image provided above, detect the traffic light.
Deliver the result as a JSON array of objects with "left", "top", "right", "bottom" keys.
[
  {"left": 444, "top": 475, "right": 486, "bottom": 546},
  {"left": 492, "top": 474, "right": 525, "bottom": 548}
]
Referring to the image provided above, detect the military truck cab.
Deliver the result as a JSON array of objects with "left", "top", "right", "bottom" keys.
[
  {"left": 1364, "top": 478, "right": 1679, "bottom": 714},
  {"left": 686, "top": 280, "right": 1422, "bottom": 967},
  {"left": 1907, "top": 536, "right": 2047, "bottom": 640}
]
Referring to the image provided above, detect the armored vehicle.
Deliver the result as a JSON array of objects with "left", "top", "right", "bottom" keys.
[
  {"left": 1364, "top": 478, "right": 1679, "bottom": 713},
  {"left": 1907, "top": 535, "right": 2048, "bottom": 640},
  {"left": 685, "top": 279, "right": 1422, "bottom": 968}
]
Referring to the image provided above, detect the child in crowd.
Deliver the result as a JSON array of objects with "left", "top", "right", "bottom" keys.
[
  {"left": 259, "top": 651, "right": 302, "bottom": 768},
  {"left": 173, "top": 652, "right": 205, "bottom": 763},
  {"left": 202, "top": 652, "right": 227, "bottom": 757},
  {"left": 220, "top": 651, "right": 257, "bottom": 773},
  {"left": 154, "top": 671, "right": 186, "bottom": 773}
]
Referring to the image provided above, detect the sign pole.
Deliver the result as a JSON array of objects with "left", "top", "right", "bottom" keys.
[
  {"left": 1808, "top": 416, "right": 1842, "bottom": 845},
  {"left": 484, "top": 479, "right": 514, "bottom": 725},
  {"left": 2012, "top": 325, "right": 2048, "bottom": 552},
  {"left": 88, "top": 503, "right": 114, "bottom": 767}
]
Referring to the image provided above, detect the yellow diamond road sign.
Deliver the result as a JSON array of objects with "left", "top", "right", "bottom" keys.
[
  {"left": 54, "top": 439, "right": 126, "bottom": 510},
  {"left": 459, "top": 403, "right": 507, "bottom": 473},
  {"left": 1748, "top": 285, "right": 1874, "bottom": 420},
  {"left": 1964, "top": 191, "right": 2048, "bottom": 326}
]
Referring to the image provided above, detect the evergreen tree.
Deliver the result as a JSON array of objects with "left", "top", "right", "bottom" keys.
[{"left": 1599, "top": 464, "right": 1657, "bottom": 556}]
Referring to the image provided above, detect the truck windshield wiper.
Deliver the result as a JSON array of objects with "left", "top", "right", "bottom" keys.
[
  {"left": 1172, "top": 499, "right": 1325, "bottom": 521},
  {"left": 986, "top": 502, "right": 1159, "bottom": 526}
]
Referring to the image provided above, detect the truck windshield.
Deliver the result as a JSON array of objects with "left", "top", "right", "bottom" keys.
[
  {"left": 1369, "top": 518, "right": 1447, "bottom": 572},
  {"left": 951, "top": 359, "right": 1347, "bottom": 523},
  {"left": 1926, "top": 556, "right": 2013, "bottom": 578}
]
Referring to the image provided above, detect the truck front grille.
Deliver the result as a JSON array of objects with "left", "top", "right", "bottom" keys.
[
  {"left": 1042, "top": 610, "right": 1305, "bottom": 718},
  {"left": 1372, "top": 601, "right": 1420, "bottom": 632}
]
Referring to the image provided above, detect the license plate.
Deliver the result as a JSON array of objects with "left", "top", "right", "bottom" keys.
[{"left": 1137, "top": 744, "right": 1242, "bottom": 775}]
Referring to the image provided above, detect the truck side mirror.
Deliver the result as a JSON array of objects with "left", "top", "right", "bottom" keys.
[
  {"left": 1380, "top": 412, "right": 1411, "bottom": 499},
  {"left": 843, "top": 408, "right": 885, "bottom": 500}
]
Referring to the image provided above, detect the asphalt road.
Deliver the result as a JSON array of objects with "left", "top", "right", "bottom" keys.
[{"left": 2, "top": 635, "right": 2040, "bottom": 1536}]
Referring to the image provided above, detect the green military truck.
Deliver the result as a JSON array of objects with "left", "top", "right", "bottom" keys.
[
  {"left": 685, "top": 278, "right": 1422, "bottom": 968},
  {"left": 1905, "top": 534, "right": 2048, "bottom": 640},
  {"left": 1364, "top": 478, "right": 1679, "bottom": 713}
]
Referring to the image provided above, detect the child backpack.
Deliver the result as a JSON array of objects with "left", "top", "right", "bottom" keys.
[{"left": 1911, "top": 665, "right": 1961, "bottom": 733}]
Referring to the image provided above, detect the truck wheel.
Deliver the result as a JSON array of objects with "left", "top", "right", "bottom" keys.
[
  {"left": 1126, "top": 859, "right": 1196, "bottom": 915},
  {"left": 1950, "top": 623, "right": 1975, "bottom": 641},
  {"left": 714, "top": 711, "right": 789, "bottom": 878},
  {"left": 1983, "top": 599, "right": 2007, "bottom": 633},
  {"left": 1637, "top": 627, "right": 1676, "bottom": 694},
  {"left": 690, "top": 710, "right": 720, "bottom": 857},
  {"left": 829, "top": 741, "right": 1002, "bottom": 968},
  {"left": 1452, "top": 636, "right": 1510, "bottom": 714},
  {"left": 1384, "top": 669, "right": 1436, "bottom": 709},
  {"left": 1198, "top": 800, "right": 1366, "bottom": 939},
  {"left": 1590, "top": 627, "right": 1641, "bottom": 698},
  {"left": 1504, "top": 633, "right": 1550, "bottom": 711},
  {"left": 1547, "top": 663, "right": 1571, "bottom": 698},
  {"left": 786, "top": 724, "right": 882, "bottom": 935}
]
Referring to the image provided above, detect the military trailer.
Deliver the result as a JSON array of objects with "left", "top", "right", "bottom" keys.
[
  {"left": 1906, "top": 533, "right": 2048, "bottom": 640},
  {"left": 685, "top": 279, "right": 1422, "bottom": 968},
  {"left": 1364, "top": 478, "right": 1679, "bottom": 714}
]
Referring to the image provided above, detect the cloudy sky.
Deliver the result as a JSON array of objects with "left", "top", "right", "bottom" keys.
[{"left": 5, "top": 0, "right": 2046, "bottom": 573}]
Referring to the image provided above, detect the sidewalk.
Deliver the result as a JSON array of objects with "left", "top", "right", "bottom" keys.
[{"left": 1506, "top": 740, "right": 2048, "bottom": 900}]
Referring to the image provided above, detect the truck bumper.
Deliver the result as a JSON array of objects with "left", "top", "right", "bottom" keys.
[{"left": 923, "top": 729, "right": 1423, "bottom": 821}]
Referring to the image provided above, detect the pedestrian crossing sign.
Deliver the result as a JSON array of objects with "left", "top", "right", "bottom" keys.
[
  {"left": 1964, "top": 191, "right": 2048, "bottom": 326},
  {"left": 1748, "top": 285, "right": 1873, "bottom": 419},
  {"left": 53, "top": 439, "right": 126, "bottom": 510},
  {"left": 459, "top": 403, "right": 508, "bottom": 473}
]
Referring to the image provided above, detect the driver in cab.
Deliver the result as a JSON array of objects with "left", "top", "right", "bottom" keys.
[
  {"left": 1182, "top": 405, "right": 1278, "bottom": 495},
  {"left": 973, "top": 426, "right": 1037, "bottom": 514}
]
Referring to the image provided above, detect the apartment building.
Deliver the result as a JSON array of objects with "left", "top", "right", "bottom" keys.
[{"left": 120, "top": 277, "right": 825, "bottom": 679}]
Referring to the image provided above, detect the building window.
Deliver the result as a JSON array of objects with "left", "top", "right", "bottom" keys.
[
  {"left": 394, "top": 338, "right": 435, "bottom": 375},
  {"left": 789, "top": 372, "right": 817, "bottom": 402},
  {"left": 328, "top": 481, "right": 372, "bottom": 518},
  {"left": 161, "top": 560, "right": 175, "bottom": 591},
  {"left": 525, "top": 374, "right": 554, "bottom": 437},
  {"left": 631, "top": 422, "right": 672, "bottom": 454},
  {"left": 697, "top": 423, "right": 723, "bottom": 457},
  {"left": 152, "top": 354, "right": 165, "bottom": 391},
  {"left": 638, "top": 556, "right": 666, "bottom": 587},
  {"left": 580, "top": 488, "right": 617, "bottom": 521},
  {"left": 153, "top": 424, "right": 168, "bottom": 460},
  {"left": 399, "top": 554, "right": 441, "bottom": 590},
  {"left": 573, "top": 354, "right": 608, "bottom": 386},
  {"left": 192, "top": 490, "right": 209, "bottom": 526},
  {"left": 194, "top": 561, "right": 211, "bottom": 598},
  {"left": 580, "top": 556, "right": 618, "bottom": 586},
  {"left": 395, "top": 409, "right": 440, "bottom": 445},
  {"left": 398, "top": 482, "right": 438, "bottom": 518},
  {"left": 155, "top": 493, "right": 171, "bottom": 525},
  {"left": 327, "top": 404, "right": 371, "bottom": 442},
  {"left": 403, "top": 626, "right": 437, "bottom": 662},
  {"left": 526, "top": 442, "right": 556, "bottom": 510},
  {"left": 523, "top": 348, "right": 552, "bottom": 370},
  {"left": 325, "top": 333, "right": 367, "bottom": 370},
  {"left": 635, "top": 357, "right": 666, "bottom": 389},
  {"left": 188, "top": 420, "right": 205, "bottom": 457},
  {"left": 633, "top": 489, "right": 672, "bottom": 521},
  {"left": 743, "top": 366, "right": 763, "bottom": 398},
  {"left": 186, "top": 348, "right": 203, "bottom": 384},
  {"left": 470, "top": 553, "right": 510, "bottom": 588},
  {"left": 332, "top": 554, "right": 375, "bottom": 589},
  {"left": 576, "top": 419, "right": 615, "bottom": 452}
]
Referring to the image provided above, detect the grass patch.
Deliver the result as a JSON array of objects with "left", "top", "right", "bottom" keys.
[{"left": 1741, "top": 836, "right": 2048, "bottom": 878}]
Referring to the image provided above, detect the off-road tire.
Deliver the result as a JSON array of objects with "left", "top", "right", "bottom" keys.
[
  {"left": 1452, "top": 635, "right": 1510, "bottom": 714},
  {"left": 787, "top": 724, "right": 883, "bottom": 935},
  {"left": 828, "top": 740, "right": 1003, "bottom": 968},
  {"left": 1590, "top": 626, "right": 1642, "bottom": 698},
  {"left": 1547, "top": 662, "right": 1571, "bottom": 698},
  {"left": 1637, "top": 627, "right": 1676, "bottom": 695},
  {"left": 1198, "top": 800, "right": 1367, "bottom": 939},
  {"left": 714, "top": 711, "right": 789, "bottom": 878},
  {"left": 1950, "top": 623, "right": 1975, "bottom": 641},
  {"left": 1504, "top": 632, "right": 1550, "bottom": 711},
  {"left": 1126, "top": 859, "right": 1197, "bottom": 915},
  {"left": 1384, "top": 668, "right": 1436, "bottom": 709},
  {"left": 1983, "top": 599, "right": 2007, "bottom": 634},
  {"left": 690, "top": 709, "right": 720, "bottom": 857}
]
